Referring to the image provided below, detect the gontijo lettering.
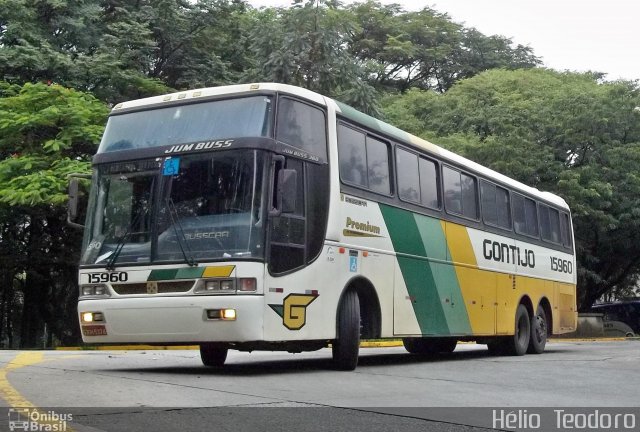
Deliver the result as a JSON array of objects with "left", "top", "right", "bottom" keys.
[{"left": 482, "top": 239, "right": 535, "bottom": 268}]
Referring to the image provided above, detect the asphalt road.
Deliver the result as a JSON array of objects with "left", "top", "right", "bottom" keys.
[{"left": 0, "top": 340, "right": 638, "bottom": 431}]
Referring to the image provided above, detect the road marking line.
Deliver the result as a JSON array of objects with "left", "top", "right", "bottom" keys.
[{"left": 1, "top": 352, "right": 76, "bottom": 431}]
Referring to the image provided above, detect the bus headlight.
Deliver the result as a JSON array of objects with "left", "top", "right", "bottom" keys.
[
  {"left": 80, "top": 285, "right": 110, "bottom": 298},
  {"left": 195, "top": 278, "right": 258, "bottom": 295},
  {"left": 81, "top": 312, "right": 105, "bottom": 323}
]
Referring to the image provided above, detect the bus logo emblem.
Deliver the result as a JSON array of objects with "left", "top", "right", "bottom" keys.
[{"left": 269, "top": 294, "right": 318, "bottom": 330}]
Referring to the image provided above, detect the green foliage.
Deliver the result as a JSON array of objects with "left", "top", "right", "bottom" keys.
[
  {"left": 0, "top": 82, "right": 106, "bottom": 347},
  {"left": 345, "top": 1, "right": 540, "bottom": 93},
  {"left": 246, "top": 0, "right": 381, "bottom": 115},
  {"left": 382, "top": 69, "right": 640, "bottom": 309}
]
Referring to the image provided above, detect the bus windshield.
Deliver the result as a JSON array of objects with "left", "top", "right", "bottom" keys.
[
  {"left": 80, "top": 151, "right": 265, "bottom": 266},
  {"left": 98, "top": 96, "right": 273, "bottom": 153}
]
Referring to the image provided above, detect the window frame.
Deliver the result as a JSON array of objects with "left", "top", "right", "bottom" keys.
[
  {"left": 275, "top": 95, "right": 329, "bottom": 163},
  {"left": 480, "top": 179, "right": 513, "bottom": 232},
  {"left": 539, "top": 203, "right": 562, "bottom": 245},
  {"left": 337, "top": 121, "right": 393, "bottom": 197},
  {"left": 442, "top": 164, "right": 479, "bottom": 221},
  {"left": 512, "top": 192, "right": 540, "bottom": 239},
  {"left": 395, "top": 145, "right": 442, "bottom": 211}
]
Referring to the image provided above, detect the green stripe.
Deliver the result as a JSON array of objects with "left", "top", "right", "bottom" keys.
[
  {"left": 414, "top": 214, "right": 472, "bottom": 334},
  {"left": 380, "top": 204, "right": 449, "bottom": 335},
  {"left": 175, "top": 267, "right": 205, "bottom": 279},
  {"left": 380, "top": 204, "right": 472, "bottom": 335},
  {"left": 148, "top": 269, "right": 179, "bottom": 281},
  {"left": 148, "top": 267, "right": 206, "bottom": 281},
  {"left": 336, "top": 101, "right": 414, "bottom": 144}
]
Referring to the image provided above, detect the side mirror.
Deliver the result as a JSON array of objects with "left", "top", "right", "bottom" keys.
[
  {"left": 278, "top": 169, "right": 298, "bottom": 214},
  {"left": 67, "top": 173, "right": 91, "bottom": 229}
]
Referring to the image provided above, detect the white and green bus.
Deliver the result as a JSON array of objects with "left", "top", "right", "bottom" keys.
[{"left": 70, "top": 83, "right": 577, "bottom": 370}]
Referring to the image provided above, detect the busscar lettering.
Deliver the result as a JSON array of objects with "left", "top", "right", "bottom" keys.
[
  {"left": 184, "top": 231, "right": 230, "bottom": 240},
  {"left": 164, "top": 139, "right": 234, "bottom": 154},
  {"left": 482, "top": 239, "right": 536, "bottom": 268}
]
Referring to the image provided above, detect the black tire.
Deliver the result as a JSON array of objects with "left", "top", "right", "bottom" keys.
[
  {"left": 527, "top": 305, "right": 548, "bottom": 354},
  {"left": 200, "top": 343, "right": 228, "bottom": 367},
  {"left": 332, "top": 290, "right": 360, "bottom": 370},
  {"left": 503, "top": 304, "right": 531, "bottom": 356},
  {"left": 436, "top": 337, "right": 458, "bottom": 353},
  {"left": 402, "top": 337, "right": 457, "bottom": 354}
]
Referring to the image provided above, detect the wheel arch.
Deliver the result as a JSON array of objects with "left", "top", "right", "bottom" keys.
[
  {"left": 338, "top": 276, "right": 382, "bottom": 339},
  {"left": 518, "top": 294, "right": 534, "bottom": 319}
]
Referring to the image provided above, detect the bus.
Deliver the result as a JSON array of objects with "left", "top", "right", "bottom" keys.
[{"left": 68, "top": 83, "right": 577, "bottom": 370}]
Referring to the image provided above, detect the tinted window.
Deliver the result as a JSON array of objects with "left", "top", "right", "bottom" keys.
[
  {"left": 525, "top": 198, "right": 539, "bottom": 237},
  {"left": 560, "top": 212, "right": 573, "bottom": 248},
  {"left": 397, "top": 148, "right": 420, "bottom": 203},
  {"left": 419, "top": 158, "right": 440, "bottom": 209},
  {"left": 539, "top": 205, "right": 551, "bottom": 241},
  {"left": 496, "top": 186, "right": 512, "bottom": 229},
  {"left": 443, "top": 166, "right": 462, "bottom": 215},
  {"left": 461, "top": 174, "right": 478, "bottom": 219},
  {"left": 99, "top": 96, "right": 273, "bottom": 153},
  {"left": 444, "top": 166, "right": 477, "bottom": 219},
  {"left": 513, "top": 193, "right": 538, "bottom": 237},
  {"left": 481, "top": 181, "right": 497, "bottom": 226},
  {"left": 540, "top": 204, "right": 561, "bottom": 244},
  {"left": 366, "top": 136, "right": 390, "bottom": 195},
  {"left": 338, "top": 123, "right": 391, "bottom": 196},
  {"left": 338, "top": 124, "right": 367, "bottom": 187},
  {"left": 276, "top": 98, "right": 327, "bottom": 160}
]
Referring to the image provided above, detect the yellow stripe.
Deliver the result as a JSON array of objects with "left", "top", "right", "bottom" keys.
[
  {"left": 0, "top": 352, "right": 76, "bottom": 431},
  {"left": 202, "top": 265, "right": 235, "bottom": 278}
]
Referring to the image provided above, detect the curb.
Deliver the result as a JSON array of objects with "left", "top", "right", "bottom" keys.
[{"left": 54, "top": 337, "right": 637, "bottom": 351}]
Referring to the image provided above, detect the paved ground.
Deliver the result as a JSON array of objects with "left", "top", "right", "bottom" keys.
[{"left": 0, "top": 340, "right": 638, "bottom": 431}]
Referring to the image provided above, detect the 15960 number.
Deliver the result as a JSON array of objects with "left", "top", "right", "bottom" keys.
[
  {"left": 550, "top": 257, "right": 572, "bottom": 274},
  {"left": 87, "top": 272, "right": 128, "bottom": 283}
]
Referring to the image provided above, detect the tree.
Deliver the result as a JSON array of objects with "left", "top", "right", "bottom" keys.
[
  {"left": 246, "top": 0, "right": 381, "bottom": 115},
  {"left": 345, "top": 1, "right": 540, "bottom": 93},
  {"left": 382, "top": 68, "right": 640, "bottom": 310},
  {"left": 0, "top": 82, "right": 108, "bottom": 347}
]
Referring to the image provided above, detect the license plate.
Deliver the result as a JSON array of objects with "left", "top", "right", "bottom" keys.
[{"left": 82, "top": 325, "right": 108, "bottom": 336}]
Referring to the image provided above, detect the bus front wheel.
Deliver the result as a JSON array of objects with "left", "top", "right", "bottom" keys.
[
  {"left": 332, "top": 290, "right": 360, "bottom": 371},
  {"left": 506, "top": 304, "right": 531, "bottom": 356},
  {"left": 200, "top": 343, "right": 228, "bottom": 367},
  {"left": 487, "top": 304, "right": 531, "bottom": 356}
]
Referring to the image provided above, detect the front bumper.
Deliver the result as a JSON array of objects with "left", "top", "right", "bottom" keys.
[{"left": 78, "top": 295, "right": 264, "bottom": 344}]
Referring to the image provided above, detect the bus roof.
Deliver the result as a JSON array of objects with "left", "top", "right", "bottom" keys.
[{"left": 111, "top": 83, "right": 569, "bottom": 210}]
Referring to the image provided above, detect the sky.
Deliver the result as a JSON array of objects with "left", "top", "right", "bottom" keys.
[{"left": 247, "top": 0, "right": 640, "bottom": 82}]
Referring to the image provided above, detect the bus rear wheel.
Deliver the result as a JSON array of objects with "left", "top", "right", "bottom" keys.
[
  {"left": 332, "top": 290, "right": 360, "bottom": 371},
  {"left": 527, "top": 305, "right": 548, "bottom": 354},
  {"left": 402, "top": 337, "right": 457, "bottom": 354},
  {"left": 200, "top": 343, "right": 228, "bottom": 367}
]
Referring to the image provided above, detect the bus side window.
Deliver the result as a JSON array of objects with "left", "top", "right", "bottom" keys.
[
  {"left": 269, "top": 158, "right": 306, "bottom": 274},
  {"left": 276, "top": 98, "right": 327, "bottom": 161},
  {"left": 338, "top": 124, "right": 367, "bottom": 187},
  {"left": 443, "top": 166, "right": 477, "bottom": 219},
  {"left": 513, "top": 193, "right": 538, "bottom": 237},
  {"left": 560, "top": 212, "right": 573, "bottom": 248}
]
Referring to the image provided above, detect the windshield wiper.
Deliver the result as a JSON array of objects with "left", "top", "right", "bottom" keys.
[
  {"left": 166, "top": 197, "right": 197, "bottom": 267},
  {"left": 105, "top": 205, "right": 148, "bottom": 270}
]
